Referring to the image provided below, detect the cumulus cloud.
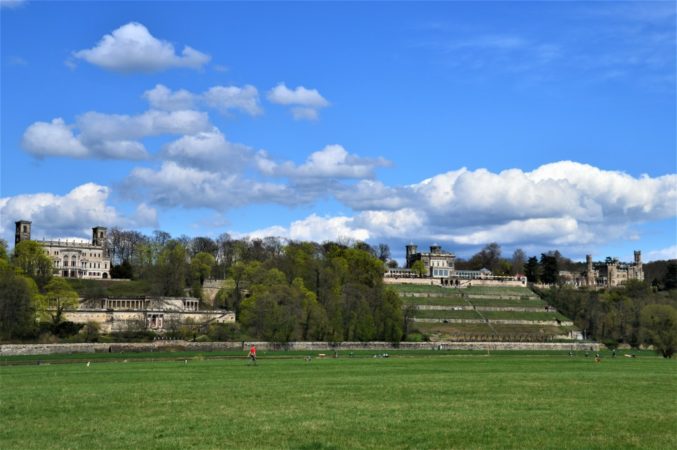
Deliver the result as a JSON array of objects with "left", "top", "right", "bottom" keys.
[
  {"left": 143, "top": 84, "right": 262, "bottom": 116},
  {"left": 122, "top": 162, "right": 295, "bottom": 210},
  {"left": 22, "top": 118, "right": 89, "bottom": 158},
  {"left": 238, "top": 161, "right": 677, "bottom": 253},
  {"left": 0, "top": 183, "right": 158, "bottom": 242},
  {"left": 245, "top": 214, "right": 370, "bottom": 243},
  {"left": 22, "top": 109, "right": 210, "bottom": 160},
  {"left": 256, "top": 144, "right": 390, "bottom": 179},
  {"left": 203, "top": 85, "right": 262, "bottom": 116},
  {"left": 143, "top": 84, "right": 195, "bottom": 111},
  {"left": 162, "top": 128, "right": 253, "bottom": 170},
  {"left": 267, "top": 83, "right": 329, "bottom": 120},
  {"left": 73, "top": 22, "right": 210, "bottom": 73}
]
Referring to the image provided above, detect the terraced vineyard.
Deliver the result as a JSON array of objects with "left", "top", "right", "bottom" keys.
[{"left": 393, "top": 284, "right": 579, "bottom": 342}]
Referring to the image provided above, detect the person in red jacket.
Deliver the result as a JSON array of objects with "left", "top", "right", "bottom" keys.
[{"left": 248, "top": 345, "right": 257, "bottom": 365}]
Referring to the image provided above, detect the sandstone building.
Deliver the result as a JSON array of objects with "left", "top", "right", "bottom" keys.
[
  {"left": 405, "top": 243, "right": 456, "bottom": 278},
  {"left": 15, "top": 220, "right": 111, "bottom": 279},
  {"left": 386, "top": 243, "right": 526, "bottom": 287},
  {"left": 585, "top": 251, "right": 644, "bottom": 288},
  {"left": 63, "top": 297, "right": 235, "bottom": 333}
]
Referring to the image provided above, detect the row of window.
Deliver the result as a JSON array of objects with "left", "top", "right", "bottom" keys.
[
  {"left": 430, "top": 259, "right": 451, "bottom": 267},
  {"left": 46, "top": 250, "right": 103, "bottom": 258},
  {"left": 432, "top": 269, "right": 451, "bottom": 277},
  {"left": 54, "top": 260, "right": 107, "bottom": 269}
]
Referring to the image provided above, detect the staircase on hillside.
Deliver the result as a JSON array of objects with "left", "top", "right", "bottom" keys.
[{"left": 394, "top": 284, "right": 579, "bottom": 342}]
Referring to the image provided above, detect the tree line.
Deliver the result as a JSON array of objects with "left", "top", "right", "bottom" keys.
[
  {"left": 537, "top": 278, "right": 677, "bottom": 358},
  {"left": 1, "top": 233, "right": 404, "bottom": 343}
]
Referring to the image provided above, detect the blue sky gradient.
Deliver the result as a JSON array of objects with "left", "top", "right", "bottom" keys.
[{"left": 1, "top": 1, "right": 675, "bottom": 263}]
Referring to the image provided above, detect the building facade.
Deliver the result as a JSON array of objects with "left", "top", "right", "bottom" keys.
[
  {"left": 15, "top": 220, "right": 111, "bottom": 279},
  {"left": 62, "top": 296, "right": 235, "bottom": 333},
  {"left": 405, "top": 244, "right": 456, "bottom": 278},
  {"left": 585, "top": 251, "right": 644, "bottom": 288}
]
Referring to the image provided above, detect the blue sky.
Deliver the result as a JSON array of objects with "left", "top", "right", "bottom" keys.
[{"left": 1, "top": 0, "right": 675, "bottom": 264}]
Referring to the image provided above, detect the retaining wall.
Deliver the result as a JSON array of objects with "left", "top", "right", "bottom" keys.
[
  {"left": 0, "top": 340, "right": 599, "bottom": 356},
  {"left": 412, "top": 318, "right": 574, "bottom": 326},
  {"left": 416, "top": 305, "right": 553, "bottom": 312}
]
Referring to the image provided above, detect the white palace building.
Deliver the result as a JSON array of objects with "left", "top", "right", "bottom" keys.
[{"left": 15, "top": 220, "right": 111, "bottom": 279}]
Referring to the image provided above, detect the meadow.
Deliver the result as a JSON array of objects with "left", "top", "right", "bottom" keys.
[{"left": 1, "top": 351, "right": 675, "bottom": 449}]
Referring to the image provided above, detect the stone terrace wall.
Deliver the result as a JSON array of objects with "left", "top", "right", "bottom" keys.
[{"left": 0, "top": 340, "right": 600, "bottom": 356}]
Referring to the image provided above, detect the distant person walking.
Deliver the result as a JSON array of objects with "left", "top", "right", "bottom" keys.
[{"left": 248, "top": 345, "right": 257, "bottom": 365}]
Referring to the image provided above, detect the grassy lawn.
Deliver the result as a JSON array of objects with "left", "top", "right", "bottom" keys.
[
  {"left": 66, "top": 279, "right": 153, "bottom": 297},
  {"left": 401, "top": 296, "right": 468, "bottom": 306},
  {"left": 414, "top": 322, "right": 495, "bottom": 335},
  {"left": 466, "top": 298, "right": 547, "bottom": 308},
  {"left": 389, "top": 284, "right": 449, "bottom": 293},
  {"left": 412, "top": 310, "right": 569, "bottom": 322},
  {"left": 413, "top": 310, "right": 483, "bottom": 320},
  {"left": 1, "top": 352, "right": 675, "bottom": 449},
  {"left": 414, "top": 322, "right": 571, "bottom": 338},
  {"left": 480, "top": 311, "right": 570, "bottom": 321}
]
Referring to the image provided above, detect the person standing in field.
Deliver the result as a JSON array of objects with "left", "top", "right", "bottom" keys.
[{"left": 248, "top": 345, "right": 257, "bottom": 365}]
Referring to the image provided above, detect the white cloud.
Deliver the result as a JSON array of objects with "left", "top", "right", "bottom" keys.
[
  {"left": 73, "top": 22, "right": 210, "bottom": 73},
  {"left": 162, "top": 129, "right": 253, "bottom": 170},
  {"left": 335, "top": 180, "right": 410, "bottom": 210},
  {"left": 240, "top": 161, "right": 676, "bottom": 252},
  {"left": 22, "top": 109, "right": 211, "bottom": 160},
  {"left": 257, "top": 145, "right": 390, "bottom": 179},
  {"left": 143, "top": 84, "right": 195, "bottom": 111},
  {"left": 122, "top": 162, "right": 294, "bottom": 210},
  {"left": 267, "top": 83, "right": 329, "bottom": 120},
  {"left": 22, "top": 118, "right": 89, "bottom": 158},
  {"left": 245, "top": 214, "right": 370, "bottom": 243},
  {"left": 77, "top": 109, "right": 210, "bottom": 142},
  {"left": 143, "top": 84, "right": 262, "bottom": 116},
  {"left": 203, "top": 85, "right": 262, "bottom": 116},
  {"left": 0, "top": 183, "right": 157, "bottom": 243}
]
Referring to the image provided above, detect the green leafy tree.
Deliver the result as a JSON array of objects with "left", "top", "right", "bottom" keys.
[
  {"left": 374, "top": 288, "right": 403, "bottom": 342},
  {"left": 156, "top": 241, "right": 188, "bottom": 296},
  {"left": 640, "top": 304, "right": 677, "bottom": 358},
  {"left": 191, "top": 252, "right": 216, "bottom": 285},
  {"left": 0, "top": 266, "right": 36, "bottom": 339},
  {"left": 43, "top": 277, "right": 80, "bottom": 323},
  {"left": 12, "top": 240, "right": 53, "bottom": 288},
  {"left": 410, "top": 260, "right": 426, "bottom": 278},
  {"left": 0, "top": 239, "right": 8, "bottom": 264}
]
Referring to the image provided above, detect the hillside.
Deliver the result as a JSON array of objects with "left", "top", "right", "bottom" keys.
[{"left": 393, "top": 284, "right": 580, "bottom": 342}]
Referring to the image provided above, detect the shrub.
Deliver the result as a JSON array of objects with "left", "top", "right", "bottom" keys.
[
  {"left": 207, "top": 323, "right": 241, "bottom": 341},
  {"left": 195, "top": 334, "right": 210, "bottom": 342}
]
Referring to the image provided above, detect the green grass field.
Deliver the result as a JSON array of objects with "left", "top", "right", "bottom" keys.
[{"left": 1, "top": 352, "right": 675, "bottom": 449}]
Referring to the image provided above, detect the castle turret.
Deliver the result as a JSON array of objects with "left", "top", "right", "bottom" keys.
[
  {"left": 405, "top": 243, "right": 418, "bottom": 268},
  {"left": 92, "top": 226, "right": 107, "bottom": 247},
  {"left": 634, "top": 250, "right": 642, "bottom": 266},
  {"left": 15, "top": 220, "right": 31, "bottom": 245},
  {"left": 585, "top": 254, "right": 596, "bottom": 287}
]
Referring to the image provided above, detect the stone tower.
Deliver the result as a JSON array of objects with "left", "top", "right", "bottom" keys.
[
  {"left": 92, "top": 226, "right": 107, "bottom": 247},
  {"left": 405, "top": 243, "right": 418, "bottom": 268},
  {"left": 15, "top": 220, "right": 32, "bottom": 245},
  {"left": 585, "top": 254, "right": 594, "bottom": 287},
  {"left": 633, "top": 250, "right": 644, "bottom": 281}
]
